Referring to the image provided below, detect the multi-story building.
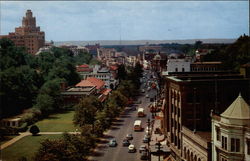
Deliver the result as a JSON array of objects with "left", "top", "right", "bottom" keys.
[
  {"left": 211, "top": 94, "right": 250, "bottom": 161},
  {"left": 0, "top": 10, "right": 45, "bottom": 55},
  {"left": 167, "top": 58, "right": 191, "bottom": 72},
  {"left": 163, "top": 73, "right": 250, "bottom": 161},
  {"left": 191, "top": 62, "right": 222, "bottom": 72},
  {"left": 77, "top": 65, "right": 118, "bottom": 89}
]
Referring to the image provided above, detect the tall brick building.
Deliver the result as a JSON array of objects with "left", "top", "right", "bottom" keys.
[
  {"left": 162, "top": 73, "right": 250, "bottom": 161},
  {"left": 0, "top": 10, "right": 45, "bottom": 54}
]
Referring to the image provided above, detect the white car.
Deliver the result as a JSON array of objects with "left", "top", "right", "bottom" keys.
[
  {"left": 146, "top": 126, "right": 152, "bottom": 132},
  {"left": 128, "top": 144, "right": 136, "bottom": 153},
  {"left": 146, "top": 94, "right": 149, "bottom": 98}
]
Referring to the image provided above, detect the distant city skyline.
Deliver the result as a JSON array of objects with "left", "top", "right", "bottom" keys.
[{"left": 0, "top": 1, "right": 249, "bottom": 41}]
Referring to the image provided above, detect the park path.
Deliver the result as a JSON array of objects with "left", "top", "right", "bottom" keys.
[{"left": 0, "top": 131, "right": 81, "bottom": 150}]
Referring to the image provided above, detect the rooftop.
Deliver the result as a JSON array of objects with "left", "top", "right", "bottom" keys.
[
  {"left": 75, "top": 80, "right": 95, "bottom": 87},
  {"left": 221, "top": 94, "right": 250, "bottom": 120},
  {"left": 86, "top": 77, "right": 105, "bottom": 90}
]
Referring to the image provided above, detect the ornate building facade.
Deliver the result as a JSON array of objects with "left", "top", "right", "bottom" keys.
[{"left": 211, "top": 94, "right": 250, "bottom": 161}]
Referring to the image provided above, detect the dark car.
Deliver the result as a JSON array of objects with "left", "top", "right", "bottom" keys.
[
  {"left": 126, "top": 134, "right": 133, "bottom": 140},
  {"left": 131, "top": 105, "right": 137, "bottom": 111},
  {"left": 143, "top": 134, "right": 150, "bottom": 143},
  {"left": 140, "top": 151, "right": 148, "bottom": 160},
  {"left": 108, "top": 139, "right": 117, "bottom": 147},
  {"left": 122, "top": 139, "right": 130, "bottom": 146}
]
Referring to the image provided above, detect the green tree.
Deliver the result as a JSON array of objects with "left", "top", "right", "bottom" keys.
[
  {"left": 117, "top": 64, "right": 127, "bottom": 80},
  {"left": 73, "top": 96, "right": 101, "bottom": 127},
  {"left": 29, "top": 125, "right": 40, "bottom": 136}
]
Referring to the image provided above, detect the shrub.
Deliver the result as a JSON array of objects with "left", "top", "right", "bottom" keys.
[
  {"left": 29, "top": 125, "right": 40, "bottom": 136},
  {"left": 17, "top": 122, "right": 28, "bottom": 132}
]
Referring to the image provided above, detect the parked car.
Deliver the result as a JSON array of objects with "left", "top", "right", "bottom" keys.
[
  {"left": 145, "top": 126, "right": 152, "bottom": 134},
  {"left": 122, "top": 139, "right": 130, "bottom": 147},
  {"left": 131, "top": 105, "right": 137, "bottom": 111},
  {"left": 108, "top": 139, "right": 117, "bottom": 147},
  {"left": 146, "top": 94, "right": 149, "bottom": 98},
  {"left": 141, "top": 89, "right": 145, "bottom": 93},
  {"left": 140, "top": 151, "right": 148, "bottom": 160},
  {"left": 134, "top": 100, "right": 142, "bottom": 104},
  {"left": 126, "top": 134, "right": 133, "bottom": 140},
  {"left": 143, "top": 134, "right": 150, "bottom": 143},
  {"left": 128, "top": 144, "right": 136, "bottom": 153},
  {"left": 139, "top": 145, "right": 147, "bottom": 153}
]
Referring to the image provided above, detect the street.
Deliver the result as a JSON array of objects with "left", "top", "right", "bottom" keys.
[{"left": 89, "top": 73, "right": 158, "bottom": 161}]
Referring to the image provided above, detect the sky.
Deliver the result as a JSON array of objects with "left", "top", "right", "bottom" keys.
[{"left": 0, "top": 1, "right": 249, "bottom": 41}]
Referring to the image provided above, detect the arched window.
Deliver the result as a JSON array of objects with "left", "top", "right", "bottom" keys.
[
  {"left": 187, "top": 150, "right": 190, "bottom": 161},
  {"left": 191, "top": 152, "right": 193, "bottom": 161},
  {"left": 194, "top": 155, "right": 197, "bottom": 161},
  {"left": 184, "top": 147, "right": 186, "bottom": 159}
]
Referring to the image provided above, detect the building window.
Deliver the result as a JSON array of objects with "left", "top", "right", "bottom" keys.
[
  {"left": 216, "top": 127, "right": 220, "bottom": 141},
  {"left": 182, "top": 68, "right": 185, "bottom": 72},
  {"left": 175, "top": 68, "right": 178, "bottom": 72},
  {"left": 231, "top": 138, "right": 240, "bottom": 152},
  {"left": 222, "top": 136, "right": 227, "bottom": 150},
  {"left": 247, "top": 139, "right": 250, "bottom": 155}
]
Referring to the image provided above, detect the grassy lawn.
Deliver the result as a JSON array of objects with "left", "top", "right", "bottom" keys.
[
  {"left": 0, "top": 135, "right": 17, "bottom": 145},
  {"left": 1, "top": 135, "right": 62, "bottom": 161},
  {"left": 36, "top": 110, "right": 78, "bottom": 132}
]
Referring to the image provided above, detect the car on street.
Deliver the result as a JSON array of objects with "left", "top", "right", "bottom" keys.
[
  {"left": 134, "top": 100, "right": 142, "bottom": 104},
  {"left": 146, "top": 94, "right": 149, "bottom": 98},
  {"left": 143, "top": 134, "right": 150, "bottom": 143},
  {"left": 139, "top": 145, "right": 147, "bottom": 153},
  {"left": 141, "top": 89, "right": 145, "bottom": 93},
  {"left": 122, "top": 139, "right": 130, "bottom": 147},
  {"left": 128, "top": 144, "right": 136, "bottom": 153},
  {"left": 130, "top": 105, "right": 137, "bottom": 111},
  {"left": 140, "top": 151, "right": 148, "bottom": 160},
  {"left": 108, "top": 139, "right": 117, "bottom": 147},
  {"left": 145, "top": 126, "right": 152, "bottom": 134},
  {"left": 126, "top": 134, "right": 133, "bottom": 140}
]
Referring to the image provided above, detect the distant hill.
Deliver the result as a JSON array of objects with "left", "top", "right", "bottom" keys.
[{"left": 54, "top": 39, "right": 236, "bottom": 46}]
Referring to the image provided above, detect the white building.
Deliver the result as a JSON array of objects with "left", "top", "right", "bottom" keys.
[
  {"left": 80, "top": 65, "right": 118, "bottom": 89},
  {"left": 167, "top": 58, "right": 191, "bottom": 72},
  {"left": 211, "top": 94, "right": 250, "bottom": 161}
]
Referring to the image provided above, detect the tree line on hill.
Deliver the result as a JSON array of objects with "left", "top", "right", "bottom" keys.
[
  {"left": 33, "top": 63, "right": 143, "bottom": 161},
  {"left": 202, "top": 34, "right": 250, "bottom": 71}
]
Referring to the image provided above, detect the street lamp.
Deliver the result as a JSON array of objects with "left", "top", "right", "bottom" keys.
[
  {"left": 155, "top": 141, "right": 162, "bottom": 161},
  {"left": 147, "top": 118, "right": 151, "bottom": 161}
]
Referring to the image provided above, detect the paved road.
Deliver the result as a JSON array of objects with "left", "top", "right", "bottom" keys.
[{"left": 89, "top": 87, "right": 157, "bottom": 161}]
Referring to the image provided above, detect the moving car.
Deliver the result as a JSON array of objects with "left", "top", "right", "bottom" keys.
[
  {"left": 122, "top": 139, "right": 130, "bottom": 147},
  {"left": 137, "top": 108, "right": 145, "bottom": 117},
  {"left": 108, "top": 139, "right": 117, "bottom": 147},
  {"left": 134, "top": 120, "right": 142, "bottom": 131},
  {"left": 139, "top": 145, "right": 147, "bottom": 153},
  {"left": 140, "top": 151, "right": 148, "bottom": 160},
  {"left": 126, "top": 134, "right": 133, "bottom": 140},
  {"left": 128, "top": 144, "right": 136, "bottom": 153}
]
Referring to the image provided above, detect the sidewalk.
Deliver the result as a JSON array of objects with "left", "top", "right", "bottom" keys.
[{"left": 150, "top": 112, "right": 169, "bottom": 161}]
